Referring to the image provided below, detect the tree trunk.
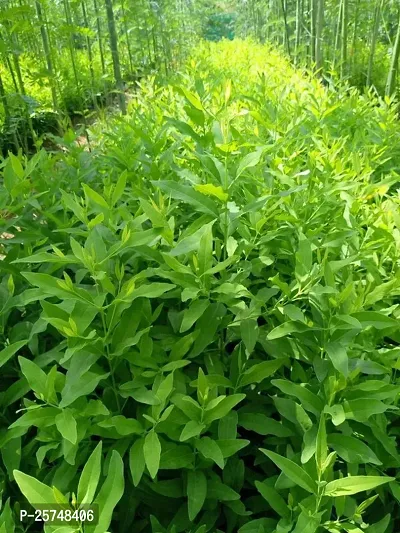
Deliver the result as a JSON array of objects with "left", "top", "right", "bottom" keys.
[
  {"left": 3, "top": 50, "right": 19, "bottom": 92},
  {"left": 121, "top": 0, "right": 134, "bottom": 73},
  {"left": 93, "top": 0, "right": 106, "bottom": 75},
  {"left": 281, "top": 0, "right": 291, "bottom": 58},
  {"left": 351, "top": 0, "right": 360, "bottom": 73},
  {"left": 81, "top": 0, "right": 97, "bottom": 109},
  {"left": 367, "top": 0, "right": 383, "bottom": 86},
  {"left": 104, "top": 0, "right": 127, "bottom": 114},
  {"left": 0, "top": 71, "right": 19, "bottom": 153},
  {"left": 386, "top": 10, "right": 400, "bottom": 97},
  {"left": 333, "top": 0, "right": 342, "bottom": 71},
  {"left": 340, "top": 0, "right": 348, "bottom": 78},
  {"left": 63, "top": 0, "right": 81, "bottom": 112},
  {"left": 315, "top": 0, "right": 324, "bottom": 74},
  {"left": 0, "top": 72, "right": 10, "bottom": 122},
  {"left": 310, "top": 0, "right": 317, "bottom": 64},
  {"left": 295, "top": 0, "right": 302, "bottom": 63},
  {"left": 36, "top": 0, "right": 58, "bottom": 110}
]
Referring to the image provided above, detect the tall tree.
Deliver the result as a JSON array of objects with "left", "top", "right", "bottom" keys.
[
  {"left": 281, "top": 0, "right": 291, "bottom": 58},
  {"left": 35, "top": 0, "right": 57, "bottom": 110},
  {"left": 81, "top": 0, "right": 97, "bottom": 108},
  {"left": 315, "top": 0, "right": 324, "bottom": 73},
  {"left": 310, "top": 0, "right": 317, "bottom": 64},
  {"left": 93, "top": 0, "right": 106, "bottom": 74},
  {"left": 386, "top": 9, "right": 400, "bottom": 96},
  {"left": 295, "top": 0, "right": 302, "bottom": 63},
  {"left": 104, "top": 0, "right": 127, "bottom": 114},
  {"left": 367, "top": 0, "right": 383, "bottom": 86},
  {"left": 340, "top": 0, "right": 348, "bottom": 78}
]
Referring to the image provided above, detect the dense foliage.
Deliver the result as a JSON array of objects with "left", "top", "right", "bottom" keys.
[
  {"left": 2, "top": 0, "right": 400, "bottom": 156},
  {"left": 233, "top": 0, "right": 400, "bottom": 95},
  {"left": 1, "top": 40, "right": 400, "bottom": 532}
]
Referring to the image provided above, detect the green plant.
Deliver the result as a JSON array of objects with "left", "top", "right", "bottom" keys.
[{"left": 1, "top": 39, "right": 400, "bottom": 533}]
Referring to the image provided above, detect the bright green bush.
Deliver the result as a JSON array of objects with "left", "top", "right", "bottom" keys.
[{"left": 1, "top": 40, "right": 400, "bottom": 533}]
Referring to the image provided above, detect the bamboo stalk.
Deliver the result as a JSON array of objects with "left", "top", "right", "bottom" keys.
[
  {"left": 367, "top": 0, "right": 383, "bottom": 86},
  {"left": 386, "top": 9, "right": 400, "bottom": 96},
  {"left": 340, "top": 0, "right": 348, "bottom": 78},
  {"left": 104, "top": 0, "right": 127, "bottom": 114},
  {"left": 315, "top": 0, "right": 324, "bottom": 75},
  {"left": 36, "top": 0, "right": 58, "bottom": 110}
]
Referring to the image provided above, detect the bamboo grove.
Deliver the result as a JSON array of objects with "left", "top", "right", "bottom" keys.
[
  {"left": 236, "top": 0, "right": 400, "bottom": 95},
  {"left": 1, "top": 0, "right": 400, "bottom": 155},
  {"left": 0, "top": 0, "right": 203, "bottom": 153}
]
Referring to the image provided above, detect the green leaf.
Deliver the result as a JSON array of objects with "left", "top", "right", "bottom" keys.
[
  {"left": 236, "top": 149, "right": 263, "bottom": 179},
  {"left": 0, "top": 341, "right": 28, "bottom": 368},
  {"left": 171, "top": 394, "right": 202, "bottom": 421},
  {"left": 60, "top": 371, "right": 110, "bottom": 408},
  {"left": 85, "top": 450, "right": 124, "bottom": 533},
  {"left": 327, "top": 435, "right": 382, "bottom": 465},
  {"left": 365, "top": 514, "right": 391, "bottom": 533},
  {"left": 271, "top": 379, "right": 324, "bottom": 415},
  {"left": 324, "top": 476, "right": 394, "bottom": 497},
  {"left": 167, "top": 118, "right": 203, "bottom": 143},
  {"left": 77, "top": 441, "right": 102, "bottom": 505},
  {"left": 267, "top": 322, "right": 310, "bottom": 340},
  {"left": 260, "top": 449, "right": 317, "bottom": 494},
  {"left": 195, "top": 437, "right": 224, "bottom": 469},
  {"left": 112, "top": 170, "right": 127, "bottom": 205},
  {"left": 203, "top": 394, "right": 245, "bottom": 424},
  {"left": 274, "top": 397, "right": 312, "bottom": 432},
  {"left": 153, "top": 181, "right": 219, "bottom": 217},
  {"left": 55, "top": 409, "right": 77, "bottom": 445},
  {"left": 1, "top": 438, "right": 21, "bottom": 481},
  {"left": 302, "top": 425, "right": 317, "bottom": 464},
  {"left": 12, "top": 252, "right": 79, "bottom": 264},
  {"left": 97, "top": 415, "right": 143, "bottom": 436},
  {"left": 197, "top": 222, "right": 214, "bottom": 276},
  {"left": 159, "top": 444, "right": 194, "bottom": 469},
  {"left": 124, "top": 386, "right": 160, "bottom": 405},
  {"left": 218, "top": 411, "right": 238, "bottom": 440},
  {"left": 238, "top": 518, "right": 277, "bottom": 533},
  {"left": 178, "top": 86, "right": 204, "bottom": 110},
  {"left": 316, "top": 414, "right": 327, "bottom": 473},
  {"left": 13, "top": 470, "right": 58, "bottom": 506},
  {"left": 295, "top": 232, "right": 312, "bottom": 281},
  {"left": 83, "top": 183, "right": 109, "bottom": 210},
  {"left": 240, "top": 319, "right": 259, "bottom": 355},
  {"left": 18, "top": 357, "right": 47, "bottom": 397},
  {"left": 325, "top": 343, "right": 348, "bottom": 377},
  {"left": 180, "top": 421, "right": 205, "bottom": 442},
  {"left": 238, "top": 413, "right": 294, "bottom": 437},
  {"left": 190, "top": 302, "right": 226, "bottom": 357},
  {"left": 292, "top": 511, "right": 321, "bottom": 533},
  {"left": 255, "top": 481, "right": 290, "bottom": 518},
  {"left": 21, "top": 272, "right": 95, "bottom": 307},
  {"left": 187, "top": 470, "right": 207, "bottom": 521},
  {"left": 239, "top": 359, "right": 287, "bottom": 387},
  {"left": 324, "top": 404, "right": 346, "bottom": 426},
  {"left": 207, "top": 479, "right": 240, "bottom": 501},
  {"left": 129, "top": 438, "right": 145, "bottom": 487},
  {"left": 170, "top": 223, "right": 212, "bottom": 258},
  {"left": 343, "top": 399, "right": 392, "bottom": 421},
  {"left": 129, "top": 283, "right": 176, "bottom": 301},
  {"left": 10, "top": 407, "right": 60, "bottom": 429},
  {"left": 194, "top": 183, "right": 228, "bottom": 202},
  {"left": 351, "top": 312, "right": 398, "bottom": 330},
  {"left": 144, "top": 431, "right": 161, "bottom": 479},
  {"left": 216, "top": 439, "right": 250, "bottom": 458}
]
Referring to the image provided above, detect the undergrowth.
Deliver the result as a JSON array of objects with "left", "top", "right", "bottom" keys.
[{"left": 1, "top": 40, "right": 400, "bottom": 533}]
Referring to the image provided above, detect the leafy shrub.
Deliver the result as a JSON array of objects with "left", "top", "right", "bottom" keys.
[{"left": 1, "top": 40, "right": 400, "bottom": 533}]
